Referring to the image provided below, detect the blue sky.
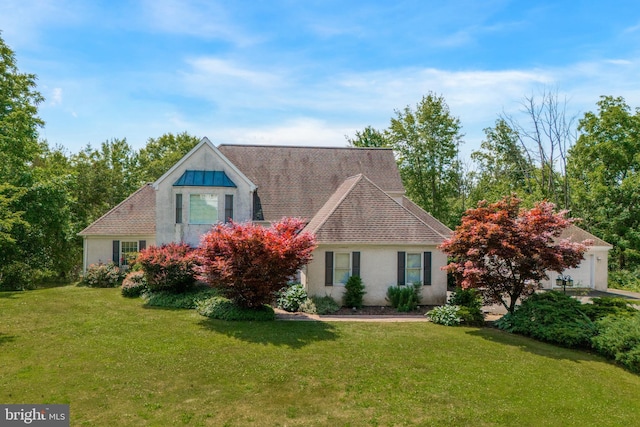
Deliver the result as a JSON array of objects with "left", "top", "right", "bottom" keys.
[{"left": 2, "top": 0, "right": 640, "bottom": 158}]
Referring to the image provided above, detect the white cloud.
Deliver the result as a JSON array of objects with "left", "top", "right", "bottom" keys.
[{"left": 50, "top": 88, "right": 63, "bottom": 106}]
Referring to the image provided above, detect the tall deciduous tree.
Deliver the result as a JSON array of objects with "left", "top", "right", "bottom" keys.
[
  {"left": 440, "top": 195, "right": 590, "bottom": 314},
  {"left": 197, "top": 218, "right": 316, "bottom": 308},
  {"left": 569, "top": 95, "right": 640, "bottom": 269},
  {"left": 346, "top": 125, "right": 389, "bottom": 148},
  {"left": 469, "top": 119, "right": 533, "bottom": 206},
  {"left": 0, "top": 34, "right": 44, "bottom": 184},
  {"left": 133, "top": 132, "right": 200, "bottom": 183},
  {"left": 387, "top": 93, "right": 463, "bottom": 226}
]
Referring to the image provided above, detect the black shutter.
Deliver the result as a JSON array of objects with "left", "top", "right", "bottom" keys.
[
  {"left": 397, "top": 251, "right": 406, "bottom": 286},
  {"left": 139, "top": 240, "right": 146, "bottom": 251},
  {"left": 112, "top": 240, "right": 120, "bottom": 265},
  {"left": 325, "top": 251, "right": 334, "bottom": 286},
  {"left": 423, "top": 252, "right": 432, "bottom": 286},
  {"left": 352, "top": 252, "right": 360, "bottom": 277}
]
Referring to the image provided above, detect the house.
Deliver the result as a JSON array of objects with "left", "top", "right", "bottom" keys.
[
  {"left": 79, "top": 137, "right": 452, "bottom": 305},
  {"left": 541, "top": 224, "right": 612, "bottom": 291}
]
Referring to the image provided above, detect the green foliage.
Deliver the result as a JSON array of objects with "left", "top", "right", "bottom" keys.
[
  {"left": 569, "top": 95, "right": 640, "bottom": 270},
  {"left": 80, "top": 263, "right": 125, "bottom": 288},
  {"left": 121, "top": 271, "right": 147, "bottom": 298},
  {"left": 580, "top": 297, "right": 639, "bottom": 321},
  {"left": 298, "top": 298, "right": 317, "bottom": 314},
  {"left": 196, "top": 296, "right": 275, "bottom": 321},
  {"left": 495, "top": 292, "right": 596, "bottom": 348},
  {"left": 449, "top": 287, "right": 485, "bottom": 326},
  {"left": 276, "top": 283, "right": 309, "bottom": 312},
  {"left": 133, "top": 132, "right": 200, "bottom": 183},
  {"left": 427, "top": 305, "right": 461, "bottom": 326},
  {"left": 142, "top": 286, "right": 219, "bottom": 309},
  {"left": 609, "top": 269, "right": 640, "bottom": 293},
  {"left": 343, "top": 275, "right": 366, "bottom": 309},
  {"left": 311, "top": 295, "right": 340, "bottom": 315},
  {"left": 0, "top": 261, "right": 36, "bottom": 291},
  {"left": 386, "top": 283, "right": 422, "bottom": 312},
  {"left": 592, "top": 313, "right": 640, "bottom": 373}
]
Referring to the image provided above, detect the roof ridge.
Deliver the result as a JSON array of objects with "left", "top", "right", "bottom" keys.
[
  {"left": 305, "top": 174, "right": 364, "bottom": 234},
  {"left": 217, "top": 143, "right": 393, "bottom": 151}
]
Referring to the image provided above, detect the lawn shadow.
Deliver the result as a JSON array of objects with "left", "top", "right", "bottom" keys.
[
  {"left": 0, "top": 333, "right": 16, "bottom": 345},
  {"left": 0, "top": 291, "right": 21, "bottom": 299},
  {"left": 198, "top": 318, "right": 339, "bottom": 348},
  {"left": 466, "top": 327, "right": 602, "bottom": 364}
]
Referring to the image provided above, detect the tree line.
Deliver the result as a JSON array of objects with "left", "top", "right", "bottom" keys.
[{"left": 1, "top": 34, "right": 639, "bottom": 289}]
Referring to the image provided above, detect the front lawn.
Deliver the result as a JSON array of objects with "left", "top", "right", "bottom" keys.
[{"left": 1, "top": 286, "right": 639, "bottom": 426}]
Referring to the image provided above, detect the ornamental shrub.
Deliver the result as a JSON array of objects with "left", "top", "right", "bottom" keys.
[
  {"left": 495, "top": 291, "right": 596, "bottom": 348},
  {"left": 449, "top": 287, "right": 484, "bottom": 326},
  {"left": 142, "top": 286, "right": 219, "bottom": 309},
  {"left": 137, "top": 243, "right": 198, "bottom": 293},
  {"left": 298, "top": 298, "right": 317, "bottom": 314},
  {"left": 592, "top": 313, "right": 640, "bottom": 373},
  {"left": 343, "top": 275, "right": 366, "bottom": 309},
  {"left": 121, "top": 271, "right": 146, "bottom": 297},
  {"left": 80, "top": 263, "right": 124, "bottom": 288},
  {"left": 196, "top": 296, "right": 275, "bottom": 321},
  {"left": 580, "top": 297, "right": 639, "bottom": 321},
  {"left": 197, "top": 219, "right": 316, "bottom": 308},
  {"left": 311, "top": 295, "right": 340, "bottom": 315},
  {"left": 0, "top": 262, "right": 36, "bottom": 290},
  {"left": 386, "top": 283, "right": 422, "bottom": 312},
  {"left": 276, "top": 283, "right": 308, "bottom": 312},
  {"left": 428, "top": 305, "right": 461, "bottom": 326}
]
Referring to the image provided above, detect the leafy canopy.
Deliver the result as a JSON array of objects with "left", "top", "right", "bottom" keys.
[{"left": 440, "top": 195, "right": 590, "bottom": 314}]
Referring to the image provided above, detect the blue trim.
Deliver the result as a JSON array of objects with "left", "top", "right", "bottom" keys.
[{"left": 173, "top": 170, "right": 237, "bottom": 187}]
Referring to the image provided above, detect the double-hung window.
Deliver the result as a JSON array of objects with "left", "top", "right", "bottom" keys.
[
  {"left": 398, "top": 251, "right": 432, "bottom": 286},
  {"left": 325, "top": 251, "right": 361, "bottom": 285}
]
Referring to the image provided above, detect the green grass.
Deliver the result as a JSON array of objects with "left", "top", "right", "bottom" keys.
[{"left": 1, "top": 286, "right": 640, "bottom": 426}]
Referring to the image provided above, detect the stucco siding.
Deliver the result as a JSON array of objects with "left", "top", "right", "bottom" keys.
[
  {"left": 82, "top": 235, "right": 155, "bottom": 271},
  {"left": 304, "top": 244, "right": 448, "bottom": 306},
  {"left": 155, "top": 143, "right": 254, "bottom": 246},
  {"left": 541, "top": 246, "right": 610, "bottom": 291}
]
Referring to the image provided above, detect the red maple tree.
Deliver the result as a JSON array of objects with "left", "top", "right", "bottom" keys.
[
  {"left": 439, "top": 195, "right": 591, "bottom": 314},
  {"left": 197, "top": 218, "right": 316, "bottom": 308}
]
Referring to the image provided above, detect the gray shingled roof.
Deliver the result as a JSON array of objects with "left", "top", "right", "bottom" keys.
[
  {"left": 561, "top": 224, "right": 612, "bottom": 247},
  {"left": 218, "top": 144, "right": 405, "bottom": 221},
  {"left": 305, "top": 174, "right": 450, "bottom": 244},
  {"left": 78, "top": 184, "right": 156, "bottom": 236}
]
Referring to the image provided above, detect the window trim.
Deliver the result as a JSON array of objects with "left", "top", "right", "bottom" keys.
[
  {"left": 325, "top": 251, "right": 360, "bottom": 286},
  {"left": 120, "top": 241, "right": 139, "bottom": 266},
  {"left": 398, "top": 251, "right": 432, "bottom": 286}
]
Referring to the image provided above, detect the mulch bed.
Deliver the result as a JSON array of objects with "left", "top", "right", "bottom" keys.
[{"left": 331, "top": 306, "right": 434, "bottom": 316}]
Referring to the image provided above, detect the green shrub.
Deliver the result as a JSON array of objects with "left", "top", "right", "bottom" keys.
[
  {"left": 592, "top": 313, "right": 640, "bottom": 373},
  {"left": 343, "top": 275, "right": 366, "bottom": 309},
  {"left": 608, "top": 269, "right": 640, "bottom": 293},
  {"left": 495, "top": 291, "right": 596, "bottom": 348},
  {"left": 580, "top": 297, "right": 639, "bottom": 321},
  {"left": 80, "top": 263, "right": 124, "bottom": 288},
  {"left": 196, "top": 296, "right": 275, "bottom": 321},
  {"left": 276, "top": 283, "right": 308, "bottom": 312},
  {"left": 0, "top": 262, "right": 37, "bottom": 291},
  {"left": 142, "top": 286, "right": 219, "bottom": 309},
  {"left": 449, "top": 287, "right": 484, "bottom": 326},
  {"left": 427, "top": 305, "right": 461, "bottom": 326},
  {"left": 121, "top": 271, "right": 147, "bottom": 298},
  {"left": 299, "top": 298, "right": 317, "bottom": 314},
  {"left": 311, "top": 295, "right": 340, "bottom": 315},
  {"left": 386, "top": 283, "right": 422, "bottom": 312}
]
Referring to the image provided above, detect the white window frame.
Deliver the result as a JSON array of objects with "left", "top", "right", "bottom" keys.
[
  {"left": 121, "top": 241, "right": 139, "bottom": 266},
  {"left": 405, "top": 252, "right": 422, "bottom": 285},
  {"left": 333, "top": 252, "right": 351, "bottom": 285}
]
